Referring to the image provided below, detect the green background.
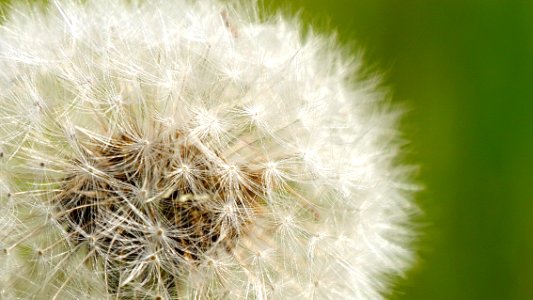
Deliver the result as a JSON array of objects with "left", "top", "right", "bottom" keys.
[
  {"left": 266, "top": 0, "right": 533, "bottom": 299},
  {"left": 1, "top": 0, "right": 532, "bottom": 299}
]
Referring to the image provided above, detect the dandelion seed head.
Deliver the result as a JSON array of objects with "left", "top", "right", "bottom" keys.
[{"left": 0, "top": 0, "right": 416, "bottom": 299}]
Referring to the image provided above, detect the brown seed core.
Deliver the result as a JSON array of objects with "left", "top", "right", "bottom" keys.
[{"left": 54, "top": 132, "right": 263, "bottom": 291}]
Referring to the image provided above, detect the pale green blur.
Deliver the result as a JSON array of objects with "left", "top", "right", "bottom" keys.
[{"left": 265, "top": 0, "right": 533, "bottom": 299}]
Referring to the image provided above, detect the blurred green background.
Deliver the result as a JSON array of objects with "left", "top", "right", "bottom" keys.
[
  {"left": 1, "top": 0, "right": 531, "bottom": 298},
  {"left": 266, "top": 0, "right": 533, "bottom": 299}
]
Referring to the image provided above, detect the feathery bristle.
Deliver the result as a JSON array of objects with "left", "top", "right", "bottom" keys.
[{"left": 0, "top": 0, "right": 417, "bottom": 299}]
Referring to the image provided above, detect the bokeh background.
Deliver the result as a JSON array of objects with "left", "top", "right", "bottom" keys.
[
  {"left": 1, "top": 0, "right": 531, "bottom": 299},
  {"left": 265, "top": 0, "right": 533, "bottom": 299}
]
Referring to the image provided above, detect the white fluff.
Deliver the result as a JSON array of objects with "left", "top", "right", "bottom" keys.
[{"left": 0, "top": 1, "right": 416, "bottom": 299}]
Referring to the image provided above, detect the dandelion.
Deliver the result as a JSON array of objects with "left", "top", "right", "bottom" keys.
[{"left": 0, "top": 0, "right": 416, "bottom": 299}]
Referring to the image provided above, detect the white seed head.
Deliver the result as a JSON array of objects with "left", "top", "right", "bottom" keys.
[{"left": 0, "top": 0, "right": 417, "bottom": 299}]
